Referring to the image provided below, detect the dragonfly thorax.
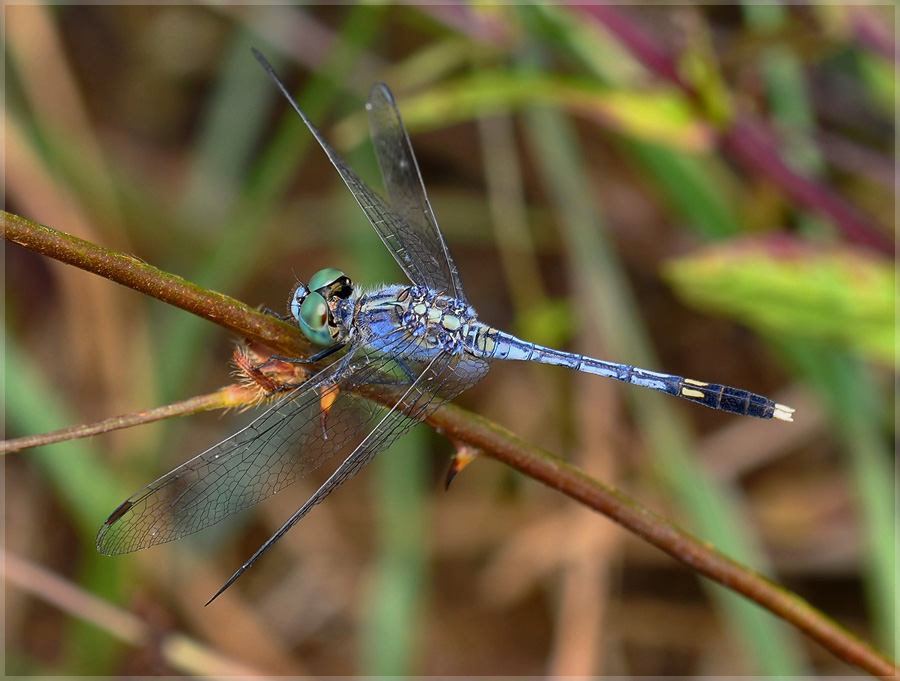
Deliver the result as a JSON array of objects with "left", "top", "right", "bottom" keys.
[
  {"left": 396, "top": 286, "right": 477, "bottom": 353},
  {"left": 353, "top": 285, "right": 477, "bottom": 359},
  {"left": 290, "top": 268, "right": 355, "bottom": 346}
]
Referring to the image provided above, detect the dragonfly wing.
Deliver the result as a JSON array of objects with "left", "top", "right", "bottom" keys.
[
  {"left": 209, "top": 346, "right": 490, "bottom": 601},
  {"left": 96, "top": 331, "right": 489, "bottom": 557},
  {"left": 96, "top": 353, "right": 358, "bottom": 554},
  {"left": 366, "top": 83, "right": 464, "bottom": 300},
  {"left": 253, "top": 51, "right": 459, "bottom": 297}
]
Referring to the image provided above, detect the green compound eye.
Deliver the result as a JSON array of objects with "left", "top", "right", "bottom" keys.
[
  {"left": 297, "top": 292, "right": 334, "bottom": 345},
  {"left": 308, "top": 268, "right": 347, "bottom": 293}
]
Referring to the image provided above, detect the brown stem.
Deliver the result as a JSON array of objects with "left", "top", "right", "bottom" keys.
[
  {"left": 0, "top": 382, "right": 275, "bottom": 455},
  {"left": 427, "top": 403, "right": 897, "bottom": 678},
  {"left": 2, "top": 210, "right": 896, "bottom": 676},
  {"left": 2, "top": 210, "right": 316, "bottom": 360}
]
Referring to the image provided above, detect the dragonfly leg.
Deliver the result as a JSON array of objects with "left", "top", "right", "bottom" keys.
[
  {"left": 394, "top": 358, "right": 417, "bottom": 382},
  {"left": 234, "top": 343, "right": 348, "bottom": 399},
  {"left": 260, "top": 306, "right": 288, "bottom": 320},
  {"left": 318, "top": 384, "right": 340, "bottom": 440},
  {"left": 354, "top": 358, "right": 418, "bottom": 389},
  {"left": 258, "top": 342, "right": 346, "bottom": 369}
]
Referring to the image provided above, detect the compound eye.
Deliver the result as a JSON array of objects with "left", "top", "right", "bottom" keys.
[
  {"left": 297, "top": 292, "right": 333, "bottom": 346},
  {"left": 289, "top": 283, "right": 310, "bottom": 322},
  {"left": 308, "top": 268, "right": 347, "bottom": 294}
]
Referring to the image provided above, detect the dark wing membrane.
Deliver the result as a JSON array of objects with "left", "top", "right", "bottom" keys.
[
  {"left": 366, "top": 83, "right": 464, "bottom": 300},
  {"left": 96, "top": 326, "right": 489, "bottom": 557},
  {"left": 253, "top": 51, "right": 460, "bottom": 297},
  {"left": 208, "top": 344, "right": 490, "bottom": 600}
]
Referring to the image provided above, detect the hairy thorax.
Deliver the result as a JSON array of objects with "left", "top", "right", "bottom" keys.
[{"left": 354, "top": 285, "right": 479, "bottom": 359}]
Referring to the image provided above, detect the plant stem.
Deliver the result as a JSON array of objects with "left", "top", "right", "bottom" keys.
[
  {"left": 3, "top": 210, "right": 896, "bottom": 676},
  {"left": 2, "top": 210, "right": 315, "bottom": 360}
]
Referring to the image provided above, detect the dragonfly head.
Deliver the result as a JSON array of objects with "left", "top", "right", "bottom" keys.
[
  {"left": 308, "top": 268, "right": 353, "bottom": 299},
  {"left": 290, "top": 268, "right": 354, "bottom": 346}
]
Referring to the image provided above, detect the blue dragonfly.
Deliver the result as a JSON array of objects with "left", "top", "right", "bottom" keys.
[{"left": 97, "top": 50, "right": 794, "bottom": 603}]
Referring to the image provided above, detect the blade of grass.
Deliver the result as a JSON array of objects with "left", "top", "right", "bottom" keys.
[
  {"left": 4, "top": 334, "right": 129, "bottom": 673},
  {"left": 5, "top": 7, "right": 125, "bottom": 234},
  {"left": 662, "top": 240, "right": 894, "bottom": 366},
  {"left": 159, "top": 5, "right": 386, "bottom": 402},
  {"left": 348, "top": 144, "right": 428, "bottom": 677},
  {"left": 335, "top": 71, "right": 709, "bottom": 154},
  {"left": 577, "top": 4, "right": 891, "bottom": 255},
  {"left": 777, "top": 342, "right": 897, "bottom": 654},
  {"left": 742, "top": 3, "right": 897, "bottom": 648},
  {"left": 177, "top": 25, "right": 278, "bottom": 230},
  {"left": 520, "top": 95, "right": 808, "bottom": 675},
  {"left": 626, "top": 140, "right": 743, "bottom": 239},
  {"left": 361, "top": 427, "right": 428, "bottom": 676}
]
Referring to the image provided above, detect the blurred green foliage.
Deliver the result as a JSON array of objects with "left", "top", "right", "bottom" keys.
[
  {"left": 664, "top": 240, "right": 894, "bottom": 365},
  {"left": 5, "top": 3, "right": 894, "bottom": 676}
]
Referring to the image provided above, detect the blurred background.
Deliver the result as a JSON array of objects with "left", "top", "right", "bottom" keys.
[{"left": 4, "top": 4, "right": 895, "bottom": 676}]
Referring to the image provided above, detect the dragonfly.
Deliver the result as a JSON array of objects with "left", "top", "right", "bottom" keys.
[{"left": 97, "top": 49, "right": 794, "bottom": 603}]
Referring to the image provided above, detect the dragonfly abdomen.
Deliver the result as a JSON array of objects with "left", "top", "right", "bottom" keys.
[{"left": 477, "top": 328, "right": 793, "bottom": 421}]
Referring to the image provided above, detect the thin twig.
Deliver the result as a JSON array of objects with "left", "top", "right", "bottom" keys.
[
  {"left": 2, "top": 211, "right": 896, "bottom": 677},
  {"left": 0, "top": 383, "right": 275, "bottom": 455}
]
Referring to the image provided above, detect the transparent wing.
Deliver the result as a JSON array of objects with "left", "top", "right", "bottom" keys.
[
  {"left": 96, "top": 329, "right": 488, "bottom": 556},
  {"left": 366, "top": 83, "right": 464, "bottom": 299},
  {"left": 253, "top": 51, "right": 462, "bottom": 299},
  {"left": 208, "top": 347, "right": 489, "bottom": 600},
  {"left": 96, "top": 352, "right": 360, "bottom": 554}
]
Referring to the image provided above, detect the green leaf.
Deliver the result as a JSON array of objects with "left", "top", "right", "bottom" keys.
[{"left": 662, "top": 237, "right": 894, "bottom": 365}]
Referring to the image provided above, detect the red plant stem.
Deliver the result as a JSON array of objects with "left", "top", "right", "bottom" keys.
[
  {"left": 848, "top": 6, "right": 898, "bottom": 64},
  {"left": 582, "top": 5, "right": 892, "bottom": 255},
  {"left": 721, "top": 120, "right": 891, "bottom": 253}
]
